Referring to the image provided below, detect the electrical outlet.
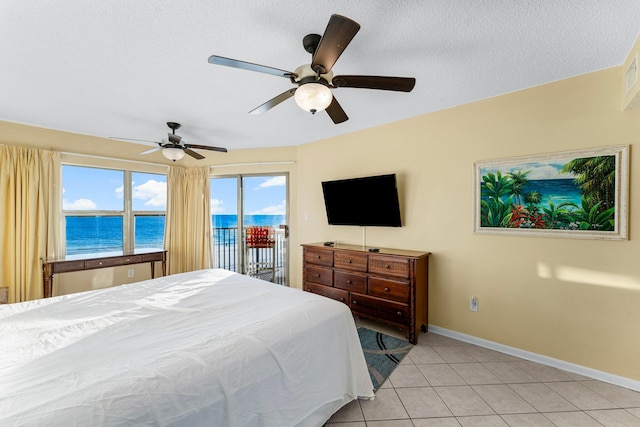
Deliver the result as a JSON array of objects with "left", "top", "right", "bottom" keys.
[
  {"left": 128, "top": 269, "right": 134, "bottom": 278},
  {"left": 470, "top": 296, "right": 478, "bottom": 312}
]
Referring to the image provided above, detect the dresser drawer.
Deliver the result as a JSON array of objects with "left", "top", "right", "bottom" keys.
[
  {"left": 334, "top": 251, "right": 367, "bottom": 272},
  {"left": 305, "top": 282, "right": 349, "bottom": 305},
  {"left": 334, "top": 270, "right": 367, "bottom": 294},
  {"left": 368, "top": 255, "right": 410, "bottom": 278},
  {"left": 350, "top": 293, "right": 410, "bottom": 325},
  {"left": 304, "top": 265, "right": 333, "bottom": 286},
  {"left": 304, "top": 247, "right": 334, "bottom": 267},
  {"left": 368, "top": 277, "right": 410, "bottom": 303}
]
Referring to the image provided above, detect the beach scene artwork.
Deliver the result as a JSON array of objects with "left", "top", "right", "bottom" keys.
[{"left": 473, "top": 146, "right": 628, "bottom": 240}]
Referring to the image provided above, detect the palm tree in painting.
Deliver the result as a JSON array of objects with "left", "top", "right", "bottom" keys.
[
  {"left": 481, "top": 171, "right": 512, "bottom": 200},
  {"left": 523, "top": 191, "right": 542, "bottom": 214},
  {"left": 560, "top": 155, "right": 615, "bottom": 214},
  {"left": 480, "top": 172, "right": 514, "bottom": 227},
  {"left": 507, "top": 169, "right": 530, "bottom": 206}
]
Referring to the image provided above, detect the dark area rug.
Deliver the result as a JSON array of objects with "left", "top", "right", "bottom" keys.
[{"left": 357, "top": 327, "right": 414, "bottom": 391}]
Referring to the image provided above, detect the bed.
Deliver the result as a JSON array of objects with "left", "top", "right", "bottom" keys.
[{"left": 0, "top": 269, "right": 374, "bottom": 426}]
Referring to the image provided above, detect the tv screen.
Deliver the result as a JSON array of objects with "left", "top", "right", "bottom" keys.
[{"left": 321, "top": 174, "right": 402, "bottom": 227}]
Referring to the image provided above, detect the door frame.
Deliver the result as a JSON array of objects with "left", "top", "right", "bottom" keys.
[{"left": 210, "top": 172, "right": 290, "bottom": 286}]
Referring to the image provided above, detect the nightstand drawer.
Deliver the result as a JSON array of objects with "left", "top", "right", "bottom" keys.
[{"left": 304, "top": 265, "right": 333, "bottom": 286}]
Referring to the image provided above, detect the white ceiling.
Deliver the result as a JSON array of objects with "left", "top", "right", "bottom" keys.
[{"left": 2, "top": 1, "right": 639, "bottom": 154}]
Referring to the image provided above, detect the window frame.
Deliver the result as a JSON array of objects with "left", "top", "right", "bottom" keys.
[{"left": 61, "top": 163, "right": 166, "bottom": 255}]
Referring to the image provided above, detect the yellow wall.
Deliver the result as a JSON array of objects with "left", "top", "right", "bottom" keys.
[
  {"left": 2, "top": 65, "right": 640, "bottom": 382},
  {"left": 293, "top": 66, "right": 640, "bottom": 382},
  {"left": 623, "top": 34, "right": 640, "bottom": 110},
  {"left": 0, "top": 120, "right": 299, "bottom": 295}
]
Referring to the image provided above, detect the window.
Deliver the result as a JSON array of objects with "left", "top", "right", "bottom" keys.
[
  {"left": 132, "top": 172, "right": 166, "bottom": 251},
  {"left": 62, "top": 165, "right": 166, "bottom": 256}
]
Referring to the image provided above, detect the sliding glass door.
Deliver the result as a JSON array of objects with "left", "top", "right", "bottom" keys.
[{"left": 211, "top": 174, "right": 289, "bottom": 286}]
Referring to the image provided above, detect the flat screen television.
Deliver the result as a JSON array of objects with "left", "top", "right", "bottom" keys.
[{"left": 321, "top": 174, "right": 402, "bottom": 227}]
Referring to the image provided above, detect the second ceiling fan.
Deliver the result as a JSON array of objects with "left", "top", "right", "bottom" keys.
[{"left": 208, "top": 14, "right": 416, "bottom": 124}]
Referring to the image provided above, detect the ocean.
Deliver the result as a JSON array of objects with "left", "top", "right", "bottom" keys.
[
  {"left": 66, "top": 214, "right": 286, "bottom": 255},
  {"left": 520, "top": 178, "right": 582, "bottom": 208},
  {"left": 481, "top": 178, "right": 582, "bottom": 210}
]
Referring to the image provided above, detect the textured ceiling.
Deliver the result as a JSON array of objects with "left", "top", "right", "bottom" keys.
[{"left": 2, "top": 1, "right": 639, "bottom": 156}]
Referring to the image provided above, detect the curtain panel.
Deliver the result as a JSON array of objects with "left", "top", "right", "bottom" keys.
[
  {"left": 0, "top": 145, "right": 61, "bottom": 302},
  {"left": 164, "top": 166, "right": 212, "bottom": 274}
]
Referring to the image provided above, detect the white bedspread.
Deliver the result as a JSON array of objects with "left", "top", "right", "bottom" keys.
[{"left": 0, "top": 269, "right": 374, "bottom": 426}]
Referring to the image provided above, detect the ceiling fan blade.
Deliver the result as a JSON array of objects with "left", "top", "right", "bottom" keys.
[
  {"left": 183, "top": 148, "right": 205, "bottom": 160},
  {"left": 167, "top": 133, "right": 182, "bottom": 144},
  {"left": 249, "top": 88, "right": 297, "bottom": 115},
  {"left": 109, "top": 136, "right": 161, "bottom": 144},
  {"left": 332, "top": 75, "right": 416, "bottom": 92},
  {"left": 185, "top": 144, "right": 228, "bottom": 153},
  {"left": 139, "top": 147, "right": 161, "bottom": 155},
  {"left": 208, "top": 55, "right": 296, "bottom": 79},
  {"left": 311, "top": 14, "right": 360, "bottom": 74},
  {"left": 325, "top": 96, "right": 349, "bottom": 124}
]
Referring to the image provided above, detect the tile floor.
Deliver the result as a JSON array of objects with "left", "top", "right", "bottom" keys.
[{"left": 327, "top": 323, "right": 640, "bottom": 427}]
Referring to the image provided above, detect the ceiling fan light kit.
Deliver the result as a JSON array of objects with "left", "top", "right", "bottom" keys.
[
  {"left": 295, "top": 82, "right": 332, "bottom": 113},
  {"left": 208, "top": 14, "right": 415, "bottom": 124},
  {"left": 162, "top": 146, "right": 186, "bottom": 161},
  {"left": 111, "top": 121, "right": 228, "bottom": 162}
]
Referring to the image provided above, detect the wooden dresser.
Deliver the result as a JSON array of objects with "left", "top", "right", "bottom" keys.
[{"left": 302, "top": 242, "right": 430, "bottom": 344}]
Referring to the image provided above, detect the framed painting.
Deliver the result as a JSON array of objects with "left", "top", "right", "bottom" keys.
[{"left": 473, "top": 145, "right": 629, "bottom": 240}]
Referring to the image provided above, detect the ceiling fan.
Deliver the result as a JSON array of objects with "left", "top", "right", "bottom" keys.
[
  {"left": 111, "top": 122, "right": 228, "bottom": 161},
  {"left": 208, "top": 14, "right": 416, "bottom": 124}
]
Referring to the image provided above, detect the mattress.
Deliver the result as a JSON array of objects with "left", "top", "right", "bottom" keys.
[{"left": 0, "top": 269, "right": 374, "bottom": 426}]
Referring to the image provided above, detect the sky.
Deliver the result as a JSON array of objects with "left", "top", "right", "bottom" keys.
[
  {"left": 479, "top": 160, "right": 577, "bottom": 180},
  {"left": 210, "top": 175, "right": 287, "bottom": 215},
  {"left": 62, "top": 165, "right": 287, "bottom": 215}
]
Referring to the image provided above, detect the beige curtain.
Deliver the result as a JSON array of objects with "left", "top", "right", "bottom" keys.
[
  {"left": 164, "top": 166, "right": 212, "bottom": 274},
  {"left": 0, "top": 145, "right": 61, "bottom": 303}
]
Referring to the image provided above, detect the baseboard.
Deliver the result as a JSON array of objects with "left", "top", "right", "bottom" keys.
[{"left": 428, "top": 325, "right": 640, "bottom": 393}]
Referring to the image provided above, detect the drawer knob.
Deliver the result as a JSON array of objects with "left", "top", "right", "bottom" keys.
[
  {"left": 98, "top": 262, "right": 103, "bottom": 265},
  {"left": 347, "top": 259, "right": 352, "bottom": 263},
  {"left": 352, "top": 300, "right": 358, "bottom": 305},
  {"left": 315, "top": 274, "right": 320, "bottom": 278},
  {"left": 346, "top": 280, "right": 352, "bottom": 284},
  {"left": 340, "top": 297, "right": 345, "bottom": 302},
  {"left": 396, "top": 311, "right": 403, "bottom": 317},
  {"left": 384, "top": 287, "right": 390, "bottom": 292},
  {"left": 384, "top": 264, "right": 390, "bottom": 269},
  {"left": 316, "top": 255, "right": 321, "bottom": 259},
  {"left": 126, "top": 258, "right": 130, "bottom": 262}
]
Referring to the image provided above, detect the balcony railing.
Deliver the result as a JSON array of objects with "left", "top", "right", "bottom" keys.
[{"left": 213, "top": 227, "right": 287, "bottom": 286}]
